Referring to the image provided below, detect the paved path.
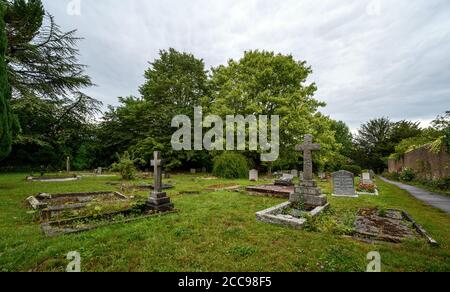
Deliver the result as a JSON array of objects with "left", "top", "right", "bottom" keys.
[{"left": 380, "top": 177, "right": 450, "bottom": 214}]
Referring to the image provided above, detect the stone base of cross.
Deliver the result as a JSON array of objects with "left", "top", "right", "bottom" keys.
[
  {"left": 146, "top": 151, "right": 174, "bottom": 212},
  {"left": 291, "top": 135, "right": 328, "bottom": 207}
]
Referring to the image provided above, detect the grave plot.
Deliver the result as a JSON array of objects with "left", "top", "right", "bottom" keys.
[
  {"left": 205, "top": 184, "right": 242, "bottom": 192},
  {"left": 27, "top": 191, "right": 130, "bottom": 221},
  {"left": 26, "top": 174, "right": 81, "bottom": 182},
  {"left": 118, "top": 182, "right": 174, "bottom": 191},
  {"left": 246, "top": 185, "right": 294, "bottom": 198},
  {"left": 256, "top": 135, "right": 330, "bottom": 229},
  {"left": 354, "top": 208, "right": 438, "bottom": 245},
  {"left": 41, "top": 204, "right": 176, "bottom": 237}
]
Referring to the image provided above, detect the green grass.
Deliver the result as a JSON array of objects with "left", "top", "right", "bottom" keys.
[{"left": 0, "top": 173, "right": 449, "bottom": 272}]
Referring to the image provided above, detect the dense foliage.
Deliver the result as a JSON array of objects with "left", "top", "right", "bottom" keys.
[
  {"left": 212, "top": 152, "right": 248, "bottom": 179},
  {"left": 0, "top": 2, "right": 16, "bottom": 160},
  {"left": 0, "top": 0, "right": 99, "bottom": 169},
  {"left": 110, "top": 151, "right": 138, "bottom": 180},
  {"left": 209, "top": 50, "right": 343, "bottom": 172}
]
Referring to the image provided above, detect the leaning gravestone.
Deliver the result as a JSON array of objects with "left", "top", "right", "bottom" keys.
[
  {"left": 249, "top": 169, "right": 258, "bottom": 182},
  {"left": 362, "top": 172, "right": 373, "bottom": 184},
  {"left": 146, "top": 151, "right": 174, "bottom": 212},
  {"left": 332, "top": 170, "right": 357, "bottom": 197}
]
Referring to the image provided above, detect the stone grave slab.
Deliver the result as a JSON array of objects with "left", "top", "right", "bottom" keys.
[
  {"left": 354, "top": 208, "right": 437, "bottom": 245},
  {"left": 27, "top": 191, "right": 129, "bottom": 221},
  {"left": 246, "top": 184, "right": 295, "bottom": 198}
]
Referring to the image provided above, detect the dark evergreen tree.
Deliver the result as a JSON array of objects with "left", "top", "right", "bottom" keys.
[{"left": 0, "top": 2, "right": 15, "bottom": 160}]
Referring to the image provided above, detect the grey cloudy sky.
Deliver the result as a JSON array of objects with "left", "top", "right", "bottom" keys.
[{"left": 42, "top": 0, "right": 450, "bottom": 130}]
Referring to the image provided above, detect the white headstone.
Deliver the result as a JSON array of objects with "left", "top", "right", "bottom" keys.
[
  {"left": 249, "top": 169, "right": 258, "bottom": 181},
  {"left": 362, "top": 173, "right": 372, "bottom": 184}
]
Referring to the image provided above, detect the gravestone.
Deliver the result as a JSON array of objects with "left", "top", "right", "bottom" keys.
[
  {"left": 249, "top": 169, "right": 258, "bottom": 182},
  {"left": 291, "top": 169, "right": 298, "bottom": 178},
  {"left": 332, "top": 171, "right": 357, "bottom": 197},
  {"left": 97, "top": 167, "right": 102, "bottom": 175},
  {"left": 275, "top": 173, "right": 294, "bottom": 186},
  {"left": 318, "top": 172, "right": 326, "bottom": 180},
  {"left": 369, "top": 170, "right": 376, "bottom": 179},
  {"left": 362, "top": 172, "right": 373, "bottom": 184},
  {"left": 202, "top": 167, "right": 207, "bottom": 173},
  {"left": 66, "top": 156, "right": 70, "bottom": 173},
  {"left": 290, "top": 135, "right": 327, "bottom": 207},
  {"left": 298, "top": 171, "right": 304, "bottom": 181},
  {"left": 146, "top": 151, "right": 174, "bottom": 212},
  {"left": 190, "top": 169, "right": 196, "bottom": 174}
]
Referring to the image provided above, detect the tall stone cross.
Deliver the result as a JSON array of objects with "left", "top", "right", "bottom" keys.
[
  {"left": 295, "top": 134, "right": 321, "bottom": 181},
  {"left": 151, "top": 151, "right": 164, "bottom": 193}
]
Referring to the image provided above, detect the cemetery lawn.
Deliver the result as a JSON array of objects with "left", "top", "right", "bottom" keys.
[{"left": 0, "top": 173, "right": 449, "bottom": 272}]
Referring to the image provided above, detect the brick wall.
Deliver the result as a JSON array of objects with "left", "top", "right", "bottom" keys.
[{"left": 388, "top": 145, "right": 450, "bottom": 179}]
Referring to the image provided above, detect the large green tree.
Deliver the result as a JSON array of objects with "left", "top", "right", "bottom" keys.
[
  {"left": 99, "top": 48, "right": 210, "bottom": 170},
  {"left": 209, "top": 50, "right": 341, "bottom": 171}
]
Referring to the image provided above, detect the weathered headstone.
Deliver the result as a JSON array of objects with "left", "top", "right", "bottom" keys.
[
  {"left": 362, "top": 172, "right": 373, "bottom": 184},
  {"left": 146, "top": 151, "right": 174, "bottom": 212},
  {"left": 291, "top": 135, "right": 327, "bottom": 207},
  {"left": 332, "top": 171, "right": 357, "bottom": 197},
  {"left": 298, "top": 171, "right": 304, "bottom": 181},
  {"left": 202, "top": 167, "right": 207, "bottom": 173},
  {"left": 97, "top": 167, "right": 102, "bottom": 175},
  {"left": 369, "top": 170, "right": 376, "bottom": 179},
  {"left": 190, "top": 168, "right": 196, "bottom": 174},
  {"left": 66, "top": 156, "right": 70, "bottom": 173},
  {"left": 291, "top": 169, "right": 298, "bottom": 178},
  {"left": 249, "top": 169, "right": 258, "bottom": 181}
]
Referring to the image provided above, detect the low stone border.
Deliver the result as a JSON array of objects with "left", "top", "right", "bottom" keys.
[
  {"left": 402, "top": 211, "right": 438, "bottom": 246},
  {"left": 27, "top": 191, "right": 129, "bottom": 221},
  {"left": 26, "top": 176, "right": 81, "bottom": 182},
  {"left": 256, "top": 202, "right": 330, "bottom": 229},
  {"left": 356, "top": 189, "right": 379, "bottom": 196},
  {"left": 332, "top": 194, "right": 359, "bottom": 198},
  {"left": 41, "top": 208, "right": 178, "bottom": 237}
]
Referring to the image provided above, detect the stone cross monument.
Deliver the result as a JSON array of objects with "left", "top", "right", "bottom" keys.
[
  {"left": 295, "top": 134, "right": 320, "bottom": 181},
  {"left": 291, "top": 134, "right": 328, "bottom": 207},
  {"left": 146, "top": 151, "right": 174, "bottom": 212}
]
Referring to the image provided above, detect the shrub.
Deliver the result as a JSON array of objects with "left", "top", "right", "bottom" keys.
[
  {"left": 111, "top": 151, "right": 137, "bottom": 180},
  {"left": 399, "top": 168, "right": 416, "bottom": 182},
  {"left": 382, "top": 171, "right": 399, "bottom": 181},
  {"left": 341, "top": 165, "right": 362, "bottom": 176},
  {"left": 213, "top": 152, "right": 248, "bottom": 179}
]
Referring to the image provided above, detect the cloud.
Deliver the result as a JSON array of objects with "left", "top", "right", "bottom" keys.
[{"left": 42, "top": 0, "right": 450, "bottom": 129}]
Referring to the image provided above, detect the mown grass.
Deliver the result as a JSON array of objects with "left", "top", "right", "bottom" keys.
[{"left": 0, "top": 173, "right": 449, "bottom": 272}]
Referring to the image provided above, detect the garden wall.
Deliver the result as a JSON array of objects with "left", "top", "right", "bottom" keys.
[{"left": 388, "top": 145, "right": 449, "bottom": 179}]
